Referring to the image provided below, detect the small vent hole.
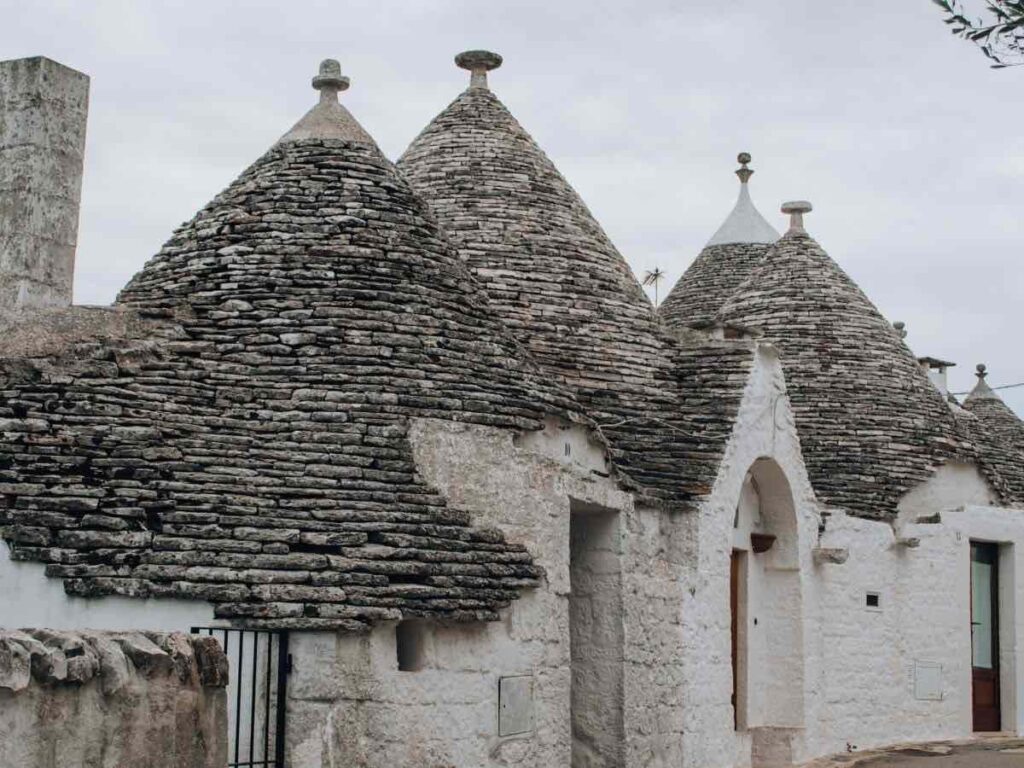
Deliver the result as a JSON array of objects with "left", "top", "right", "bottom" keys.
[{"left": 866, "top": 592, "right": 881, "bottom": 609}]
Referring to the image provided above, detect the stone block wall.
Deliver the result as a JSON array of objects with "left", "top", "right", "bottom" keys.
[
  {"left": 0, "top": 629, "right": 228, "bottom": 768},
  {"left": 282, "top": 417, "right": 634, "bottom": 767},
  {"left": 0, "top": 56, "right": 88, "bottom": 313}
]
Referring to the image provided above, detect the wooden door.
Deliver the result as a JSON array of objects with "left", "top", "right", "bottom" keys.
[
  {"left": 730, "top": 550, "right": 740, "bottom": 730},
  {"left": 971, "top": 542, "right": 1000, "bottom": 732}
]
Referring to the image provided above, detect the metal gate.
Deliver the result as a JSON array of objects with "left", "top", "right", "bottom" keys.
[{"left": 191, "top": 627, "right": 290, "bottom": 767}]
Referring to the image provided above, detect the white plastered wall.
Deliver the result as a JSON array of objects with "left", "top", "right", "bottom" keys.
[
  {"left": 803, "top": 462, "right": 1024, "bottom": 759},
  {"left": 678, "top": 342, "right": 821, "bottom": 768},
  {"left": 0, "top": 545, "right": 214, "bottom": 631}
]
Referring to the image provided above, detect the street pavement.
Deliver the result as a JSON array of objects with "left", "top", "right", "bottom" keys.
[
  {"left": 805, "top": 738, "right": 1024, "bottom": 767},
  {"left": 866, "top": 751, "right": 1024, "bottom": 766}
]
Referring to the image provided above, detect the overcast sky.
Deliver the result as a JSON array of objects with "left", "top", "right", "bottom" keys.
[{"left": 3, "top": 0, "right": 1022, "bottom": 415}]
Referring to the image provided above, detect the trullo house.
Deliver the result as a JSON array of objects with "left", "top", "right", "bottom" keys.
[{"left": 1, "top": 51, "right": 1023, "bottom": 768}]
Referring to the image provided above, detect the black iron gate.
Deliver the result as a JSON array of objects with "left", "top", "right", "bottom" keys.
[{"left": 191, "top": 627, "right": 290, "bottom": 767}]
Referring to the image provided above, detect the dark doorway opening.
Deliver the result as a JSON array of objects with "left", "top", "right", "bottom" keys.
[
  {"left": 569, "top": 501, "right": 624, "bottom": 768},
  {"left": 970, "top": 542, "right": 1000, "bottom": 732},
  {"left": 730, "top": 548, "right": 746, "bottom": 731}
]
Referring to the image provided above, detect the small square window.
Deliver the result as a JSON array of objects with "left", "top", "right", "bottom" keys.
[{"left": 866, "top": 592, "right": 881, "bottom": 610}]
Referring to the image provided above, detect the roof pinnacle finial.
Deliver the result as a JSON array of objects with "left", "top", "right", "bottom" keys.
[
  {"left": 781, "top": 200, "right": 813, "bottom": 235},
  {"left": 976, "top": 363, "right": 988, "bottom": 380},
  {"left": 736, "top": 152, "right": 753, "bottom": 184},
  {"left": 455, "top": 50, "right": 503, "bottom": 90},
  {"left": 312, "top": 59, "right": 350, "bottom": 103},
  {"left": 893, "top": 321, "right": 907, "bottom": 340}
]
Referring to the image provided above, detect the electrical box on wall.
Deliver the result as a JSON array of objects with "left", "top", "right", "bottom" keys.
[
  {"left": 914, "top": 661, "right": 943, "bottom": 701},
  {"left": 498, "top": 675, "right": 534, "bottom": 736}
]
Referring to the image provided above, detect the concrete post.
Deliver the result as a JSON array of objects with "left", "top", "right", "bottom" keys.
[{"left": 0, "top": 56, "right": 89, "bottom": 314}]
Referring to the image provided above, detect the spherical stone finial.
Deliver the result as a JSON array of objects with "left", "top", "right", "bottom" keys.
[
  {"left": 736, "top": 152, "right": 753, "bottom": 184},
  {"left": 312, "top": 59, "right": 350, "bottom": 100},
  {"left": 781, "top": 200, "right": 813, "bottom": 234},
  {"left": 893, "top": 320, "right": 907, "bottom": 339},
  {"left": 976, "top": 363, "right": 988, "bottom": 379},
  {"left": 455, "top": 50, "right": 503, "bottom": 89}
]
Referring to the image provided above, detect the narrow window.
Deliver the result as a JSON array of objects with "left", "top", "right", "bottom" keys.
[
  {"left": 866, "top": 592, "right": 881, "bottom": 610},
  {"left": 396, "top": 620, "right": 426, "bottom": 671}
]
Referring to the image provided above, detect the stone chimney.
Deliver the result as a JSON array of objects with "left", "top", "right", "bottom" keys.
[
  {"left": 0, "top": 56, "right": 89, "bottom": 314},
  {"left": 918, "top": 356, "right": 955, "bottom": 396}
]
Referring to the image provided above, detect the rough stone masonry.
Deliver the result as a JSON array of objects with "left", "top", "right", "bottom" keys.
[{"left": 0, "top": 629, "right": 228, "bottom": 768}]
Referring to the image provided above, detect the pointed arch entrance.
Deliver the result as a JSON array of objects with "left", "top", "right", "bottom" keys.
[{"left": 730, "top": 457, "right": 806, "bottom": 738}]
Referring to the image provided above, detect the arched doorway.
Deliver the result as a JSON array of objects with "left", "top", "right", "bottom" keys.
[{"left": 730, "top": 457, "right": 805, "bottom": 734}]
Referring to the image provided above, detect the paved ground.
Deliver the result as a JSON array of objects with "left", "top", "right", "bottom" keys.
[
  {"left": 806, "top": 737, "right": 1024, "bottom": 767},
  {"left": 866, "top": 750, "right": 1024, "bottom": 766}
]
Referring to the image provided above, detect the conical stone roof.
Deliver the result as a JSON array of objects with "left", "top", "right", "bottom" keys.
[
  {"left": 398, "top": 52, "right": 757, "bottom": 508},
  {"left": 716, "top": 214, "right": 968, "bottom": 518},
  {"left": 659, "top": 154, "right": 778, "bottom": 328},
  {"left": 0, "top": 60, "right": 582, "bottom": 629},
  {"left": 398, "top": 55, "right": 661, "bottom": 395},
  {"left": 963, "top": 365, "right": 1024, "bottom": 505}
]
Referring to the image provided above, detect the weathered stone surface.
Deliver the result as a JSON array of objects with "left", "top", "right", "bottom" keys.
[
  {"left": 0, "top": 78, "right": 583, "bottom": 628},
  {"left": 0, "top": 635, "right": 31, "bottom": 691},
  {"left": 659, "top": 241, "right": 772, "bottom": 329},
  {"left": 0, "top": 57, "right": 88, "bottom": 315},
  {"left": 962, "top": 371, "right": 1024, "bottom": 505},
  {"left": 398, "top": 74, "right": 754, "bottom": 511},
  {"left": 711, "top": 231, "right": 975, "bottom": 519},
  {"left": 0, "top": 629, "right": 227, "bottom": 768},
  {"left": 812, "top": 547, "right": 849, "bottom": 565},
  {"left": 192, "top": 634, "right": 229, "bottom": 687}
]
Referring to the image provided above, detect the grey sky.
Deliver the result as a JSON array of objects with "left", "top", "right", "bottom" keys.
[{"left": 3, "top": 0, "right": 1022, "bottom": 414}]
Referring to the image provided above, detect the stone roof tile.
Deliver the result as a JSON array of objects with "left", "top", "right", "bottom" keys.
[
  {"left": 963, "top": 365, "right": 1024, "bottom": 506},
  {"left": 398, "top": 53, "right": 751, "bottom": 510},
  {"left": 0, "top": 61, "right": 585, "bottom": 630},
  {"left": 715, "top": 226, "right": 971, "bottom": 518},
  {"left": 659, "top": 155, "right": 777, "bottom": 328}
]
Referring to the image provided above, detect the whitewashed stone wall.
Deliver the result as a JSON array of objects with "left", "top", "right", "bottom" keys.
[
  {"left": 805, "top": 494, "right": 1024, "bottom": 760},
  {"left": 678, "top": 343, "right": 1024, "bottom": 768},
  {"left": 618, "top": 501, "right": 691, "bottom": 767},
  {"left": 277, "top": 343, "right": 832, "bottom": 768},
  {"left": 679, "top": 343, "right": 820, "bottom": 768},
  {"left": 283, "top": 416, "right": 633, "bottom": 767}
]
